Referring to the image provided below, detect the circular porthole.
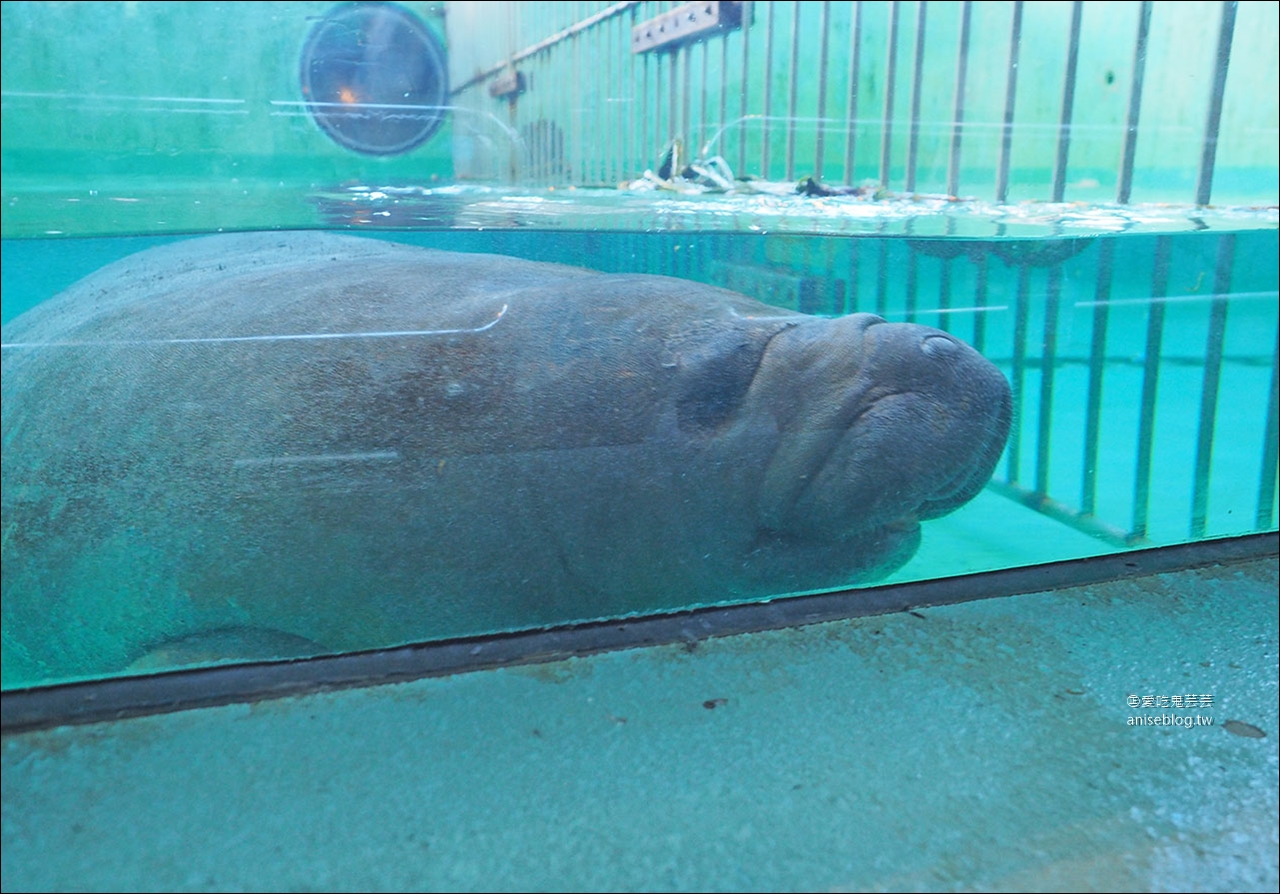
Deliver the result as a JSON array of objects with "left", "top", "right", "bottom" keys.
[{"left": 300, "top": 2, "right": 448, "bottom": 156}]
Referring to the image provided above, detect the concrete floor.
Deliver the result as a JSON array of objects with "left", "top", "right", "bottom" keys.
[{"left": 2, "top": 553, "right": 1277, "bottom": 892}]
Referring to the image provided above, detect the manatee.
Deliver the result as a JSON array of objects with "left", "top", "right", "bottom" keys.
[{"left": 0, "top": 232, "right": 1011, "bottom": 683}]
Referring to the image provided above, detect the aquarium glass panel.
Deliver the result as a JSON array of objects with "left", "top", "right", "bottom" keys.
[{"left": 2, "top": 1, "right": 1276, "bottom": 689}]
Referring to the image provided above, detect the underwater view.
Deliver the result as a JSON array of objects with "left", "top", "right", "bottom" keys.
[
  {"left": 0, "top": 1, "right": 1275, "bottom": 683},
  {"left": 2, "top": 214, "right": 1276, "bottom": 688}
]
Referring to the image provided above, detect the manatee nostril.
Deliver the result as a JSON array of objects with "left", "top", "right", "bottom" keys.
[
  {"left": 921, "top": 333, "right": 960, "bottom": 357},
  {"left": 842, "top": 313, "right": 887, "bottom": 333}
]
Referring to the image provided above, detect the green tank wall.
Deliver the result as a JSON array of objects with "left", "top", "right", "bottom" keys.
[
  {"left": 0, "top": 1, "right": 452, "bottom": 236},
  {"left": 2, "top": 1, "right": 1276, "bottom": 239}
]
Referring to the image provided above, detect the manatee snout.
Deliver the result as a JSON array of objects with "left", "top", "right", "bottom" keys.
[
  {"left": 753, "top": 312, "right": 1011, "bottom": 580},
  {"left": 852, "top": 316, "right": 1012, "bottom": 517}
]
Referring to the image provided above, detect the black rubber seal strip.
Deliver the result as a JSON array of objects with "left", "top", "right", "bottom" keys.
[{"left": 3, "top": 532, "right": 1276, "bottom": 734}]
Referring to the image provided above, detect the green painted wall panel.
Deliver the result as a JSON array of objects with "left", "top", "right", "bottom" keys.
[
  {"left": 2, "top": 0, "right": 1275, "bottom": 236},
  {"left": 1, "top": 1, "right": 453, "bottom": 234}
]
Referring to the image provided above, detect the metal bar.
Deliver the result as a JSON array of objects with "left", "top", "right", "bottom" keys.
[
  {"left": 611, "top": 12, "right": 622, "bottom": 184},
  {"left": 1196, "top": 1, "right": 1238, "bottom": 205},
  {"left": 1082, "top": 239, "right": 1114, "bottom": 516},
  {"left": 546, "top": 5, "right": 558, "bottom": 182},
  {"left": 642, "top": 42, "right": 652, "bottom": 174},
  {"left": 847, "top": 238, "right": 860, "bottom": 314},
  {"left": 996, "top": 1, "right": 1023, "bottom": 203},
  {"left": 1116, "top": 1, "right": 1152, "bottom": 204},
  {"left": 583, "top": 22, "right": 593, "bottom": 183},
  {"left": 650, "top": 36, "right": 662, "bottom": 170},
  {"left": 506, "top": 7, "right": 520, "bottom": 181},
  {"left": 586, "top": 22, "right": 596, "bottom": 181},
  {"left": 547, "top": 12, "right": 558, "bottom": 182},
  {"left": 843, "top": 1, "right": 863, "bottom": 185},
  {"left": 1259, "top": 328, "right": 1279, "bottom": 530},
  {"left": 1007, "top": 264, "right": 1030, "bottom": 483},
  {"left": 451, "top": 1, "right": 642, "bottom": 95},
  {"left": 876, "top": 238, "right": 889, "bottom": 317},
  {"left": 646, "top": 228, "right": 657, "bottom": 280},
  {"left": 588, "top": 16, "right": 598, "bottom": 184},
  {"left": 699, "top": 38, "right": 709, "bottom": 161},
  {"left": 555, "top": 2, "right": 565, "bottom": 180},
  {"left": 681, "top": 43, "right": 692, "bottom": 156},
  {"left": 986, "top": 480, "right": 1145, "bottom": 549},
  {"left": 530, "top": 62, "right": 541, "bottom": 183},
  {"left": 614, "top": 13, "right": 623, "bottom": 181},
  {"left": 1132, "top": 236, "right": 1171, "bottom": 540},
  {"left": 568, "top": 24, "right": 580, "bottom": 184},
  {"left": 665, "top": 32, "right": 675, "bottom": 154},
  {"left": 518, "top": 5, "right": 531, "bottom": 179},
  {"left": 785, "top": 0, "right": 802, "bottom": 180},
  {"left": 814, "top": 1, "right": 831, "bottom": 181},
  {"left": 1036, "top": 265, "right": 1062, "bottom": 495},
  {"left": 880, "top": 0, "right": 901, "bottom": 187},
  {"left": 611, "top": 7, "right": 619, "bottom": 182},
  {"left": 678, "top": 38, "right": 692, "bottom": 161},
  {"left": 971, "top": 249, "right": 988, "bottom": 354},
  {"left": 603, "top": 15, "right": 613, "bottom": 185},
  {"left": 905, "top": 243, "right": 918, "bottom": 323},
  {"left": 531, "top": 44, "right": 543, "bottom": 183},
  {"left": 698, "top": 234, "right": 712, "bottom": 285},
  {"left": 905, "top": 1, "right": 928, "bottom": 193},
  {"left": 937, "top": 254, "right": 951, "bottom": 332},
  {"left": 1052, "top": 1, "right": 1083, "bottom": 203},
  {"left": 1191, "top": 234, "right": 1236, "bottom": 538},
  {"left": 656, "top": 49, "right": 666, "bottom": 171},
  {"left": 947, "top": 1, "right": 972, "bottom": 198},
  {"left": 662, "top": 34, "right": 671, "bottom": 168},
  {"left": 719, "top": 16, "right": 729, "bottom": 160},
  {"left": 630, "top": 5, "right": 640, "bottom": 180},
  {"left": 762, "top": 1, "right": 776, "bottom": 178},
  {"left": 739, "top": 1, "right": 752, "bottom": 174}
]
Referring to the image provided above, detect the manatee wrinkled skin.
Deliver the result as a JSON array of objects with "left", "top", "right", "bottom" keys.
[{"left": 0, "top": 233, "right": 1011, "bottom": 682}]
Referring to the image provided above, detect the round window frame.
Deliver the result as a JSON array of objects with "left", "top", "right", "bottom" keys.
[{"left": 299, "top": 2, "right": 449, "bottom": 157}]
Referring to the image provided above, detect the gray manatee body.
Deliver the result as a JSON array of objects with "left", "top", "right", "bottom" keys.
[{"left": 0, "top": 232, "right": 1011, "bottom": 682}]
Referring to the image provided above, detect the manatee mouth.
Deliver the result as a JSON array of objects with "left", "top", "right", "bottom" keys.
[
  {"left": 825, "top": 373, "right": 1011, "bottom": 524},
  {"left": 910, "top": 384, "right": 1013, "bottom": 520},
  {"left": 765, "top": 381, "right": 1010, "bottom": 533},
  {"left": 746, "top": 388, "right": 1006, "bottom": 588}
]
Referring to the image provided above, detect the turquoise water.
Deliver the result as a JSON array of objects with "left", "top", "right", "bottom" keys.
[{"left": 1, "top": 221, "right": 1277, "bottom": 689}]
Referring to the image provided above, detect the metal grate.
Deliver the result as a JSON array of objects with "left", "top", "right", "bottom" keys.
[
  {"left": 446, "top": 1, "right": 1274, "bottom": 206},
  {"left": 421, "top": 224, "right": 1278, "bottom": 550}
]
